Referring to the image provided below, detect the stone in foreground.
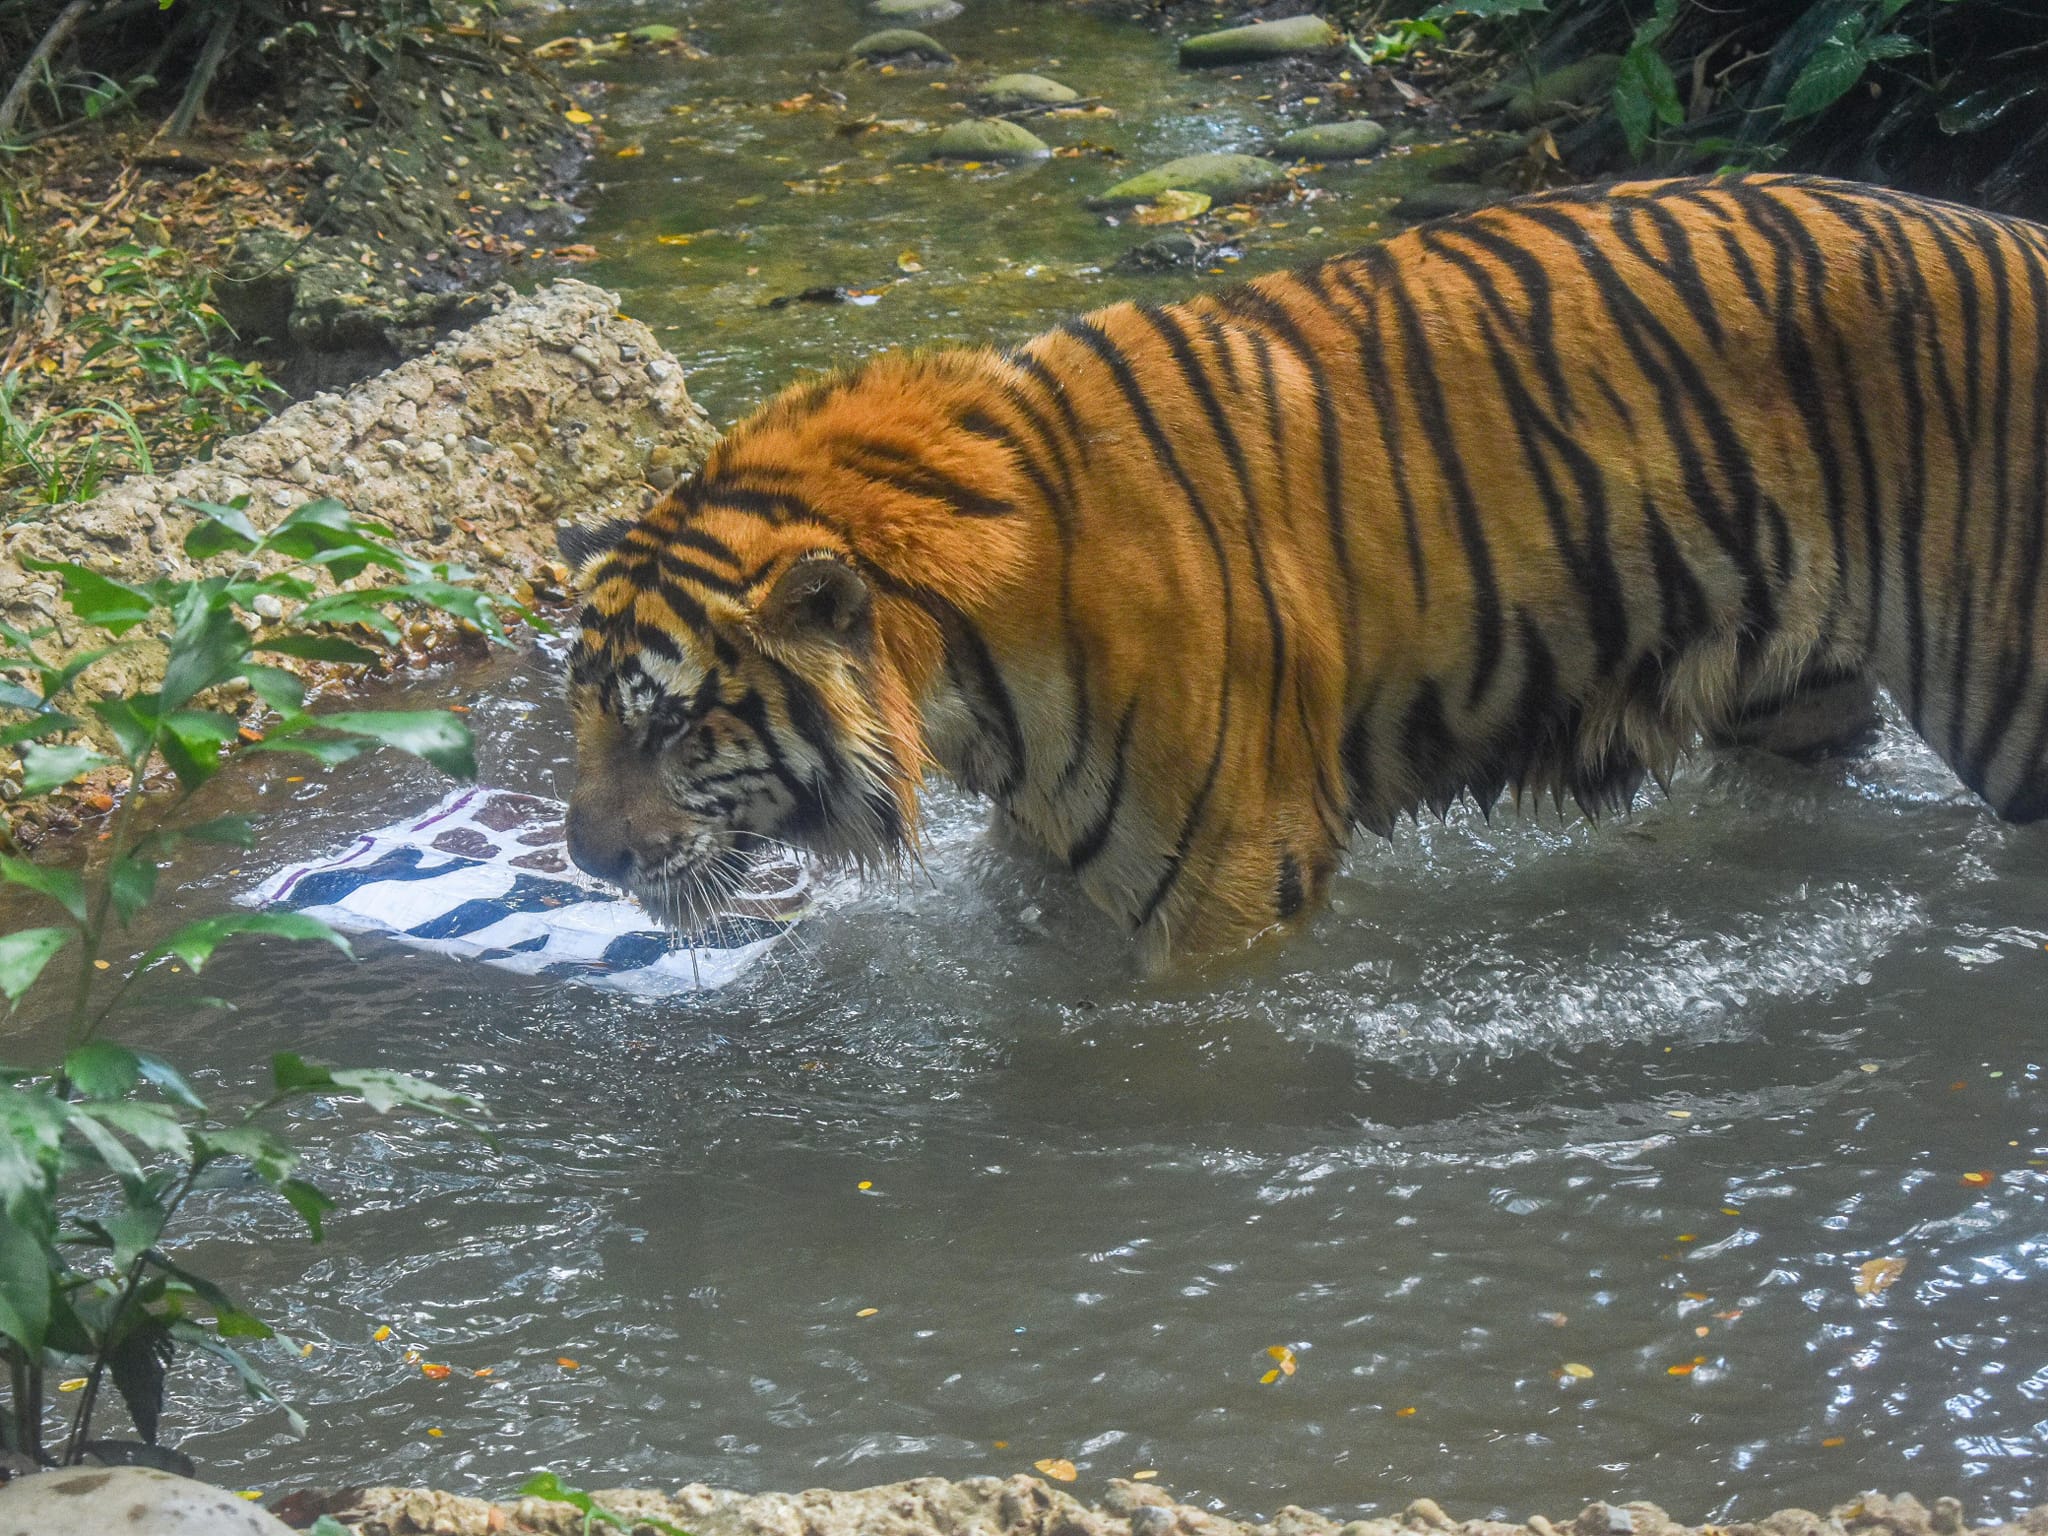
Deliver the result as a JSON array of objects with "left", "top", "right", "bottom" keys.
[
  {"left": 1179, "top": 15, "right": 1338, "bottom": 66},
  {"left": 1276, "top": 118, "right": 1389, "bottom": 160},
  {"left": 930, "top": 118, "right": 1053, "bottom": 161},
  {"left": 1087, "top": 153, "right": 1287, "bottom": 209},
  {"left": 0, "top": 1466, "right": 293, "bottom": 1536},
  {"left": 976, "top": 73, "right": 1080, "bottom": 110},
  {"left": 847, "top": 27, "right": 955, "bottom": 64},
  {"left": 870, "top": 0, "right": 963, "bottom": 21}
]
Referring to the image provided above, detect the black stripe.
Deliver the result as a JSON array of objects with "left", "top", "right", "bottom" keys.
[{"left": 1068, "top": 703, "right": 1139, "bottom": 872}]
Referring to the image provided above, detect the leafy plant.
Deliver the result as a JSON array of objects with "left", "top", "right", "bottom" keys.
[
  {"left": 1778, "top": 0, "right": 1921, "bottom": 123},
  {"left": 0, "top": 497, "right": 512, "bottom": 1465},
  {"left": 520, "top": 1472, "right": 694, "bottom": 1536},
  {"left": 1613, "top": 0, "right": 1683, "bottom": 158}
]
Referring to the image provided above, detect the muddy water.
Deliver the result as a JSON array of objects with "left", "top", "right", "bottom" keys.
[{"left": 10, "top": 0, "right": 2048, "bottom": 1524}]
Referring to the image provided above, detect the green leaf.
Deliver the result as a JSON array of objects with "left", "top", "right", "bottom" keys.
[
  {"left": 289, "top": 592, "right": 401, "bottom": 642},
  {"left": 132, "top": 1050, "right": 207, "bottom": 1110},
  {"left": 312, "top": 1519, "right": 355, "bottom": 1536},
  {"left": 177, "top": 498, "right": 261, "bottom": 560},
  {"left": 158, "top": 708, "right": 241, "bottom": 792},
  {"left": 158, "top": 583, "right": 252, "bottom": 712},
  {"left": 19, "top": 741, "right": 111, "bottom": 796},
  {"left": 69, "top": 1109, "right": 147, "bottom": 1183},
  {"left": 319, "top": 710, "right": 476, "bottom": 779},
  {"left": 63, "top": 1042, "right": 142, "bottom": 1100},
  {"left": 75, "top": 1101, "right": 191, "bottom": 1161},
  {"left": 99, "top": 1198, "right": 168, "bottom": 1269},
  {"left": 197, "top": 1124, "right": 297, "bottom": 1184},
  {"left": 105, "top": 1313, "right": 175, "bottom": 1444},
  {"left": 0, "top": 852, "right": 88, "bottom": 921},
  {"left": 0, "top": 680, "right": 44, "bottom": 712},
  {"left": 327, "top": 1067, "right": 478, "bottom": 1119},
  {"left": 271, "top": 1053, "right": 335, "bottom": 1093},
  {"left": 90, "top": 696, "right": 159, "bottom": 759},
  {"left": 1615, "top": 28, "right": 1684, "bottom": 157},
  {"left": 141, "top": 912, "right": 352, "bottom": 975},
  {"left": 17, "top": 558, "right": 158, "bottom": 635},
  {"left": 0, "top": 711, "right": 80, "bottom": 749},
  {"left": 240, "top": 664, "right": 306, "bottom": 717},
  {"left": 109, "top": 852, "right": 159, "bottom": 925},
  {"left": 0, "top": 1202, "right": 55, "bottom": 1352},
  {"left": 253, "top": 634, "right": 381, "bottom": 666},
  {"left": 249, "top": 736, "right": 370, "bottom": 769},
  {"left": 167, "top": 1319, "right": 304, "bottom": 1435},
  {"left": 181, "top": 814, "right": 256, "bottom": 850},
  {"left": 0, "top": 927, "right": 69, "bottom": 1002},
  {"left": 277, "top": 1178, "right": 335, "bottom": 1242},
  {"left": 34, "top": 644, "right": 121, "bottom": 705}
]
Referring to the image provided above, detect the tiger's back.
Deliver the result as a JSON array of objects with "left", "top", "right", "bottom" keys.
[{"left": 565, "top": 174, "right": 2048, "bottom": 966}]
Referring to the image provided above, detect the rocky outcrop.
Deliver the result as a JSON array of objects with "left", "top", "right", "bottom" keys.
[
  {"left": 0, "top": 279, "right": 716, "bottom": 709},
  {"left": 291, "top": 1481, "right": 2045, "bottom": 1536}
]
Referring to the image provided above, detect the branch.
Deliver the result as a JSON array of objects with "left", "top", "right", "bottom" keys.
[
  {"left": 162, "top": 2, "right": 238, "bottom": 141},
  {"left": 0, "top": 0, "right": 96, "bottom": 143}
]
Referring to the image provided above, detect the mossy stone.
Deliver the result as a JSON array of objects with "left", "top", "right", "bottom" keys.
[
  {"left": 1086, "top": 152, "right": 1287, "bottom": 209},
  {"left": 870, "top": 0, "right": 963, "bottom": 21},
  {"left": 1504, "top": 54, "right": 1623, "bottom": 127},
  {"left": 930, "top": 117, "right": 1052, "bottom": 161},
  {"left": 976, "top": 73, "right": 1080, "bottom": 110},
  {"left": 1391, "top": 182, "right": 1504, "bottom": 221},
  {"left": 1179, "top": 15, "right": 1338, "bottom": 67},
  {"left": 846, "top": 28, "right": 954, "bottom": 65},
  {"left": 1274, "top": 118, "right": 1388, "bottom": 161}
]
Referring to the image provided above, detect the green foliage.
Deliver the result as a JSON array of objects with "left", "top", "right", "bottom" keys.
[
  {"left": 520, "top": 1473, "right": 695, "bottom": 1536},
  {"left": 1613, "top": 0, "right": 1683, "bottom": 157},
  {"left": 0, "top": 498, "right": 508, "bottom": 1465}
]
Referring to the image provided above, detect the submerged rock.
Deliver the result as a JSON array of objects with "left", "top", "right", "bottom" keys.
[
  {"left": 870, "top": 0, "right": 963, "bottom": 21},
  {"left": 1087, "top": 152, "right": 1287, "bottom": 209},
  {"left": 1275, "top": 118, "right": 1389, "bottom": 160},
  {"left": 846, "top": 27, "right": 955, "bottom": 65},
  {"left": 975, "top": 72, "right": 1080, "bottom": 110},
  {"left": 1391, "top": 182, "right": 1506, "bottom": 220},
  {"left": 0, "top": 1467, "right": 294, "bottom": 1535},
  {"left": 1116, "top": 231, "right": 1212, "bottom": 272},
  {"left": 930, "top": 117, "right": 1053, "bottom": 161},
  {"left": 1179, "top": 15, "right": 1338, "bottom": 66},
  {"left": 1504, "top": 53, "right": 1623, "bottom": 126}
]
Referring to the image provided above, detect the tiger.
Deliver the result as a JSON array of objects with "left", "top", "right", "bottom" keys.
[{"left": 560, "top": 173, "right": 2048, "bottom": 970}]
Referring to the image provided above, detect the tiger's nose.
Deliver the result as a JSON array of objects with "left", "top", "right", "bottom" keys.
[{"left": 565, "top": 802, "right": 633, "bottom": 885}]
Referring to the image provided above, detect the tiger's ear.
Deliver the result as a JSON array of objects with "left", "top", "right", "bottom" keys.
[
  {"left": 556, "top": 515, "right": 637, "bottom": 570},
  {"left": 759, "top": 555, "right": 871, "bottom": 640}
]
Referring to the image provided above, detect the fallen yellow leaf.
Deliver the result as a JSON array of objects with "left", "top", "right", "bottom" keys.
[
  {"left": 1822, "top": 1436, "right": 1845, "bottom": 1448},
  {"left": 1856, "top": 1257, "right": 1906, "bottom": 1296},
  {"left": 896, "top": 251, "right": 924, "bottom": 273},
  {"left": 556, "top": 1356, "right": 580, "bottom": 1369},
  {"left": 1132, "top": 1470, "right": 1158, "bottom": 1481},
  {"left": 1135, "top": 189, "right": 1212, "bottom": 226},
  {"left": 1260, "top": 1369, "right": 1280, "bottom": 1385},
  {"left": 58, "top": 1377, "right": 86, "bottom": 1392},
  {"left": 1395, "top": 1405, "right": 1417, "bottom": 1417},
  {"left": 1561, "top": 1362, "right": 1594, "bottom": 1379},
  {"left": 421, "top": 1363, "right": 451, "bottom": 1380},
  {"left": 857, "top": 1307, "right": 879, "bottom": 1318},
  {"left": 373, "top": 1325, "right": 392, "bottom": 1342},
  {"left": 1962, "top": 1170, "right": 1997, "bottom": 1186},
  {"left": 858, "top": 1180, "right": 873, "bottom": 1190},
  {"left": 1034, "top": 1458, "right": 1078, "bottom": 1482},
  {"left": 615, "top": 145, "right": 644, "bottom": 158},
  {"left": 428, "top": 1427, "right": 444, "bottom": 1437},
  {"left": 564, "top": 109, "right": 594, "bottom": 124}
]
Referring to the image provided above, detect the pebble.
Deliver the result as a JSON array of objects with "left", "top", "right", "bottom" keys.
[
  {"left": 975, "top": 73, "right": 1080, "bottom": 111},
  {"left": 647, "top": 358, "right": 677, "bottom": 382},
  {"left": 846, "top": 28, "right": 954, "bottom": 65},
  {"left": 253, "top": 594, "right": 286, "bottom": 621},
  {"left": 412, "top": 440, "right": 446, "bottom": 465},
  {"left": 568, "top": 343, "right": 602, "bottom": 370},
  {"left": 508, "top": 440, "right": 539, "bottom": 465},
  {"left": 929, "top": 117, "right": 1052, "bottom": 161},
  {"left": 1087, "top": 153, "right": 1287, "bottom": 209},
  {"left": 1179, "top": 15, "right": 1338, "bottom": 66},
  {"left": 869, "top": 0, "right": 962, "bottom": 19},
  {"left": 1131, "top": 1510, "right": 1177, "bottom": 1536},
  {"left": 378, "top": 438, "right": 409, "bottom": 462},
  {"left": 1274, "top": 118, "right": 1388, "bottom": 161}
]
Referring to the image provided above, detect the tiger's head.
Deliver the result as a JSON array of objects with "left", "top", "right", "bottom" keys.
[{"left": 558, "top": 355, "right": 1028, "bottom": 930}]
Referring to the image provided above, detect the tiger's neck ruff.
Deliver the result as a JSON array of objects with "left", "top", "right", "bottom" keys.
[{"left": 565, "top": 173, "right": 2048, "bottom": 969}]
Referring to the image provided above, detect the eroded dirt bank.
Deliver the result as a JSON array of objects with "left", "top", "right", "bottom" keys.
[{"left": 290, "top": 1478, "right": 2043, "bottom": 1536}]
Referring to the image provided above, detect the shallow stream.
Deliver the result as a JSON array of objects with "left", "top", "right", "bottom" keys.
[{"left": 10, "top": 0, "right": 2048, "bottom": 1524}]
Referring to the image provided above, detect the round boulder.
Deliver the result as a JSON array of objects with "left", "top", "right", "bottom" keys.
[
  {"left": 1504, "top": 54, "right": 1623, "bottom": 127},
  {"left": 1275, "top": 117, "right": 1388, "bottom": 161},
  {"left": 930, "top": 118, "right": 1052, "bottom": 161},
  {"left": 870, "top": 0, "right": 963, "bottom": 21},
  {"left": 1179, "top": 15, "right": 1338, "bottom": 66},
  {"left": 975, "top": 73, "right": 1080, "bottom": 111},
  {"left": 0, "top": 1467, "right": 294, "bottom": 1536},
  {"left": 1086, "top": 152, "right": 1287, "bottom": 209},
  {"left": 846, "top": 28, "right": 954, "bottom": 65}
]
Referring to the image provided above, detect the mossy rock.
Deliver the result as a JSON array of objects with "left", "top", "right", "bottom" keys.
[
  {"left": 846, "top": 28, "right": 955, "bottom": 65},
  {"left": 1504, "top": 53, "right": 1623, "bottom": 127},
  {"left": 975, "top": 73, "right": 1080, "bottom": 110},
  {"left": 870, "top": 0, "right": 963, "bottom": 21},
  {"left": 1274, "top": 118, "right": 1388, "bottom": 161},
  {"left": 1179, "top": 15, "right": 1338, "bottom": 67},
  {"left": 1391, "top": 182, "right": 1505, "bottom": 221},
  {"left": 930, "top": 118, "right": 1052, "bottom": 161},
  {"left": 1087, "top": 152, "right": 1287, "bottom": 209}
]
